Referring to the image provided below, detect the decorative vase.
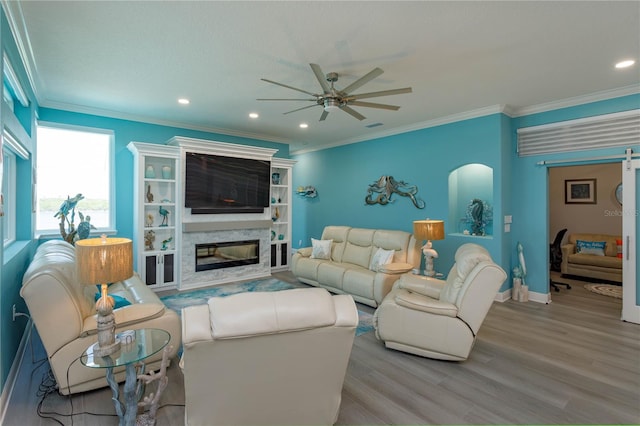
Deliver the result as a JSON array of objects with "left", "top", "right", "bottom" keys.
[
  {"left": 162, "top": 165, "right": 171, "bottom": 179},
  {"left": 272, "top": 172, "right": 280, "bottom": 185},
  {"left": 145, "top": 165, "right": 155, "bottom": 178}
]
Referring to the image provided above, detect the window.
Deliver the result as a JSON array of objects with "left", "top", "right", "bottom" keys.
[
  {"left": 36, "top": 123, "right": 114, "bottom": 234},
  {"left": 2, "top": 147, "right": 16, "bottom": 246}
]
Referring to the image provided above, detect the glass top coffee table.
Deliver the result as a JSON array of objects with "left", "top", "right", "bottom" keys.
[{"left": 81, "top": 328, "right": 171, "bottom": 426}]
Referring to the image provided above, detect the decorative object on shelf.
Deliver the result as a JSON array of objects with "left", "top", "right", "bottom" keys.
[
  {"left": 76, "top": 235, "right": 133, "bottom": 357},
  {"left": 145, "top": 230, "right": 156, "bottom": 251},
  {"left": 278, "top": 234, "right": 284, "bottom": 240},
  {"left": 145, "top": 165, "right": 156, "bottom": 178},
  {"left": 162, "top": 165, "right": 172, "bottom": 179},
  {"left": 159, "top": 206, "right": 170, "bottom": 227},
  {"left": 365, "top": 175, "right": 425, "bottom": 209},
  {"left": 460, "top": 199, "right": 493, "bottom": 236},
  {"left": 76, "top": 212, "right": 96, "bottom": 240},
  {"left": 271, "top": 230, "right": 276, "bottom": 241},
  {"left": 54, "top": 193, "right": 86, "bottom": 244},
  {"left": 272, "top": 206, "right": 280, "bottom": 222},
  {"left": 296, "top": 185, "right": 317, "bottom": 198},
  {"left": 145, "top": 213, "right": 154, "bottom": 227},
  {"left": 413, "top": 219, "right": 445, "bottom": 277},
  {"left": 271, "top": 197, "right": 276, "bottom": 204},
  {"left": 565, "top": 178, "right": 597, "bottom": 204},
  {"left": 615, "top": 182, "right": 623, "bottom": 205},
  {"left": 272, "top": 172, "right": 281, "bottom": 185},
  {"left": 161, "top": 237, "right": 173, "bottom": 251},
  {"left": 146, "top": 185, "right": 154, "bottom": 203}
]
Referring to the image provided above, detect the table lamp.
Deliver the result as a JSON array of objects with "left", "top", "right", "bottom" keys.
[
  {"left": 413, "top": 219, "right": 445, "bottom": 277},
  {"left": 76, "top": 235, "right": 133, "bottom": 357}
]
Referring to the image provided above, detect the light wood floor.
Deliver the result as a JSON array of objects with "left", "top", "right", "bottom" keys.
[{"left": 4, "top": 272, "right": 639, "bottom": 425}]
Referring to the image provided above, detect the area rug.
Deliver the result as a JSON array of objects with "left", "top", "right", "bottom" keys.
[
  {"left": 584, "top": 283, "right": 622, "bottom": 299},
  {"left": 160, "top": 277, "right": 375, "bottom": 336}
]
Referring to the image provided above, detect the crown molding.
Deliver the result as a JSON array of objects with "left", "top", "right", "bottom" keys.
[
  {"left": 38, "top": 99, "right": 292, "bottom": 145},
  {"left": 510, "top": 85, "right": 640, "bottom": 117}
]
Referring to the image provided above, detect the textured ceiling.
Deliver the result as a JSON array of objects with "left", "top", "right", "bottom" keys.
[{"left": 3, "top": 1, "right": 639, "bottom": 153}]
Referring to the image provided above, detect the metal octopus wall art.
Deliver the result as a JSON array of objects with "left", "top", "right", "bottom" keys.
[{"left": 365, "top": 175, "right": 425, "bottom": 209}]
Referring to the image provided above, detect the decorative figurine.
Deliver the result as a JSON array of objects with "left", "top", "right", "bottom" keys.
[
  {"left": 145, "top": 213, "right": 154, "bottom": 227},
  {"left": 76, "top": 212, "right": 96, "bottom": 241},
  {"left": 161, "top": 237, "right": 173, "bottom": 251},
  {"left": 159, "top": 206, "right": 169, "bottom": 227},
  {"left": 146, "top": 185, "right": 154, "bottom": 203},
  {"left": 54, "top": 193, "right": 85, "bottom": 244},
  {"left": 145, "top": 230, "right": 156, "bottom": 251},
  {"left": 470, "top": 198, "right": 484, "bottom": 235}
]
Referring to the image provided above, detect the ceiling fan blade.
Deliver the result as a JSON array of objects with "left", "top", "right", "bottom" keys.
[
  {"left": 341, "top": 105, "right": 366, "bottom": 121},
  {"left": 349, "top": 100, "right": 400, "bottom": 111},
  {"left": 310, "top": 63, "right": 331, "bottom": 93},
  {"left": 257, "top": 98, "right": 317, "bottom": 101},
  {"left": 341, "top": 67, "right": 383, "bottom": 95},
  {"left": 261, "top": 78, "right": 318, "bottom": 97},
  {"left": 346, "top": 87, "right": 412, "bottom": 101},
  {"left": 319, "top": 110, "right": 329, "bottom": 121},
  {"left": 283, "top": 104, "right": 319, "bottom": 115}
]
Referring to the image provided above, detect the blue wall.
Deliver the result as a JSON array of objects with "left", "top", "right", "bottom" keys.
[
  {"left": 292, "top": 95, "right": 640, "bottom": 297},
  {"left": 292, "top": 113, "right": 509, "bottom": 276},
  {"left": 37, "top": 108, "right": 291, "bottom": 242}
]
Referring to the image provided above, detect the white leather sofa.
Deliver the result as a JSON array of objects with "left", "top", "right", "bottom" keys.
[
  {"left": 291, "top": 226, "right": 422, "bottom": 307},
  {"left": 374, "top": 243, "right": 506, "bottom": 361},
  {"left": 20, "top": 240, "right": 181, "bottom": 395},
  {"left": 181, "top": 287, "right": 357, "bottom": 426}
]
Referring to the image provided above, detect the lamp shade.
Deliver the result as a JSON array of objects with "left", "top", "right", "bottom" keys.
[
  {"left": 413, "top": 220, "right": 445, "bottom": 241},
  {"left": 76, "top": 237, "right": 133, "bottom": 285}
]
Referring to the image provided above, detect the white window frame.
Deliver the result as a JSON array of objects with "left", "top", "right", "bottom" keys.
[
  {"left": 2, "top": 146, "right": 16, "bottom": 246},
  {"left": 35, "top": 122, "right": 116, "bottom": 236}
]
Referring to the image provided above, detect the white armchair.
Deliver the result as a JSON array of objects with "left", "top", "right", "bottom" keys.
[
  {"left": 181, "top": 287, "right": 358, "bottom": 425},
  {"left": 374, "top": 243, "right": 506, "bottom": 361}
]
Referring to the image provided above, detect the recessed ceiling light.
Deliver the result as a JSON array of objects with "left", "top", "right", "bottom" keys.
[
  {"left": 615, "top": 59, "right": 635, "bottom": 69},
  {"left": 249, "top": 112, "right": 259, "bottom": 119},
  {"left": 178, "top": 98, "right": 190, "bottom": 105},
  {"left": 299, "top": 123, "right": 308, "bottom": 129}
]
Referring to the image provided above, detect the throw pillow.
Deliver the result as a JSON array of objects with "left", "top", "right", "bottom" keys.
[
  {"left": 94, "top": 290, "right": 132, "bottom": 309},
  {"left": 369, "top": 247, "right": 395, "bottom": 271},
  {"left": 576, "top": 240, "right": 606, "bottom": 256},
  {"left": 310, "top": 238, "right": 332, "bottom": 259}
]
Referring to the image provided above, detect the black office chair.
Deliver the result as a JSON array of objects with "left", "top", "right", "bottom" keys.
[{"left": 549, "top": 228, "right": 571, "bottom": 292}]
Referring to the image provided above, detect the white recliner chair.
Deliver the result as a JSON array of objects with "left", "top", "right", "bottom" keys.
[
  {"left": 181, "top": 287, "right": 358, "bottom": 426},
  {"left": 374, "top": 243, "right": 506, "bottom": 361}
]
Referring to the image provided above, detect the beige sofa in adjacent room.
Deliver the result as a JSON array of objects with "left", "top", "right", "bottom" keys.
[
  {"left": 561, "top": 233, "right": 622, "bottom": 283},
  {"left": 291, "top": 226, "right": 422, "bottom": 307}
]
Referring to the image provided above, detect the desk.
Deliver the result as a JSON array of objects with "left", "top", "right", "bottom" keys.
[{"left": 81, "top": 328, "right": 171, "bottom": 426}]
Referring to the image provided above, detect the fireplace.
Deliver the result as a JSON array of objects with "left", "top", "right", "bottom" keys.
[{"left": 195, "top": 240, "right": 260, "bottom": 272}]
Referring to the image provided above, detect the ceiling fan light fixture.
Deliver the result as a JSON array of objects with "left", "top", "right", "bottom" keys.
[{"left": 324, "top": 98, "right": 341, "bottom": 112}]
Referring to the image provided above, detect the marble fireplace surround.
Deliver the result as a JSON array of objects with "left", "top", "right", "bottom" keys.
[
  {"left": 166, "top": 136, "right": 280, "bottom": 291},
  {"left": 181, "top": 220, "right": 273, "bottom": 290}
]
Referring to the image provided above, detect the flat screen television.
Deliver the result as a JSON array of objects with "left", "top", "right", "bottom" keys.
[{"left": 185, "top": 151, "right": 271, "bottom": 214}]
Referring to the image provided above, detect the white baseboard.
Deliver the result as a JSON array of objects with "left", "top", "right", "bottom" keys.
[
  {"left": 494, "top": 288, "right": 551, "bottom": 304},
  {"left": 0, "top": 321, "right": 32, "bottom": 425}
]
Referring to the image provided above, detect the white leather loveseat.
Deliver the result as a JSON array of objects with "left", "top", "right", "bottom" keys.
[
  {"left": 20, "top": 240, "right": 182, "bottom": 395},
  {"left": 181, "top": 288, "right": 357, "bottom": 425},
  {"left": 291, "top": 226, "right": 421, "bottom": 307}
]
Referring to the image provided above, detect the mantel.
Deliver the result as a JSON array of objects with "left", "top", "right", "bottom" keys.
[
  {"left": 183, "top": 220, "right": 273, "bottom": 233},
  {"left": 166, "top": 136, "right": 278, "bottom": 161}
]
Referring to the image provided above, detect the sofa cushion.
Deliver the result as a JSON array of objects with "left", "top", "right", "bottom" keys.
[
  {"left": 569, "top": 233, "right": 619, "bottom": 257},
  {"left": 343, "top": 242, "right": 373, "bottom": 269},
  {"left": 311, "top": 238, "right": 332, "bottom": 259},
  {"left": 567, "top": 253, "right": 622, "bottom": 269},
  {"left": 369, "top": 247, "right": 395, "bottom": 271},
  {"left": 321, "top": 226, "right": 351, "bottom": 262},
  {"left": 576, "top": 240, "right": 606, "bottom": 256},
  {"left": 343, "top": 268, "right": 375, "bottom": 300}
]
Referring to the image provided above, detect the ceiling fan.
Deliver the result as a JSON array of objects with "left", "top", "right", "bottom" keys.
[{"left": 257, "top": 63, "right": 412, "bottom": 121}]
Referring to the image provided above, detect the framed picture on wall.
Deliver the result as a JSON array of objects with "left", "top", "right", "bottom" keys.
[{"left": 565, "top": 179, "right": 597, "bottom": 204}]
